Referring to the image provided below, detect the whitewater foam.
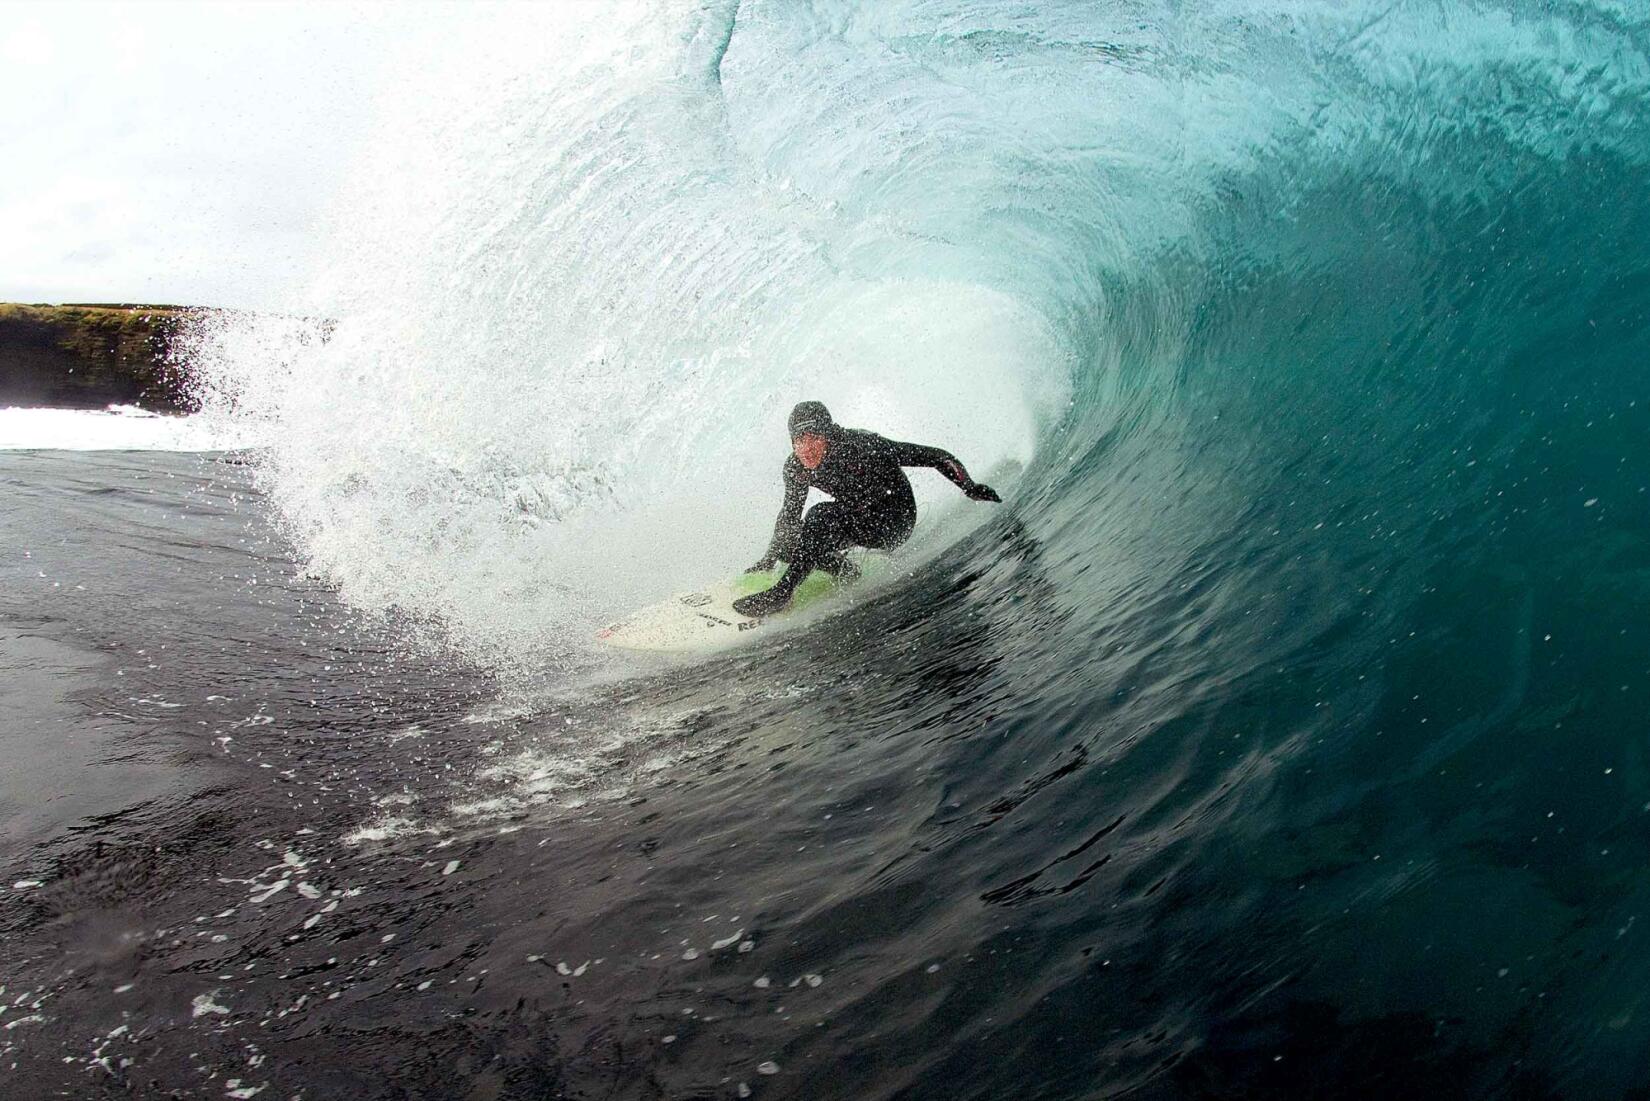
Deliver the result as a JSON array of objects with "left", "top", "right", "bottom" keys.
[
  {"left": 183, "top": 2, "right": 1077, "bottom": 673},
  {"left": 0, "top": 405, "right": 258, "bottom": 452}
]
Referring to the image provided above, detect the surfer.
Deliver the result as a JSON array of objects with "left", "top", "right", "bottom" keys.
[{"left": 735, "top": 401, "right": 1001, "bottom": 617}]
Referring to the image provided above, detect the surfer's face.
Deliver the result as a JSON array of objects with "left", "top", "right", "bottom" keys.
[{"left": 793, "top": 432, "right": 828, "bottom": 470}]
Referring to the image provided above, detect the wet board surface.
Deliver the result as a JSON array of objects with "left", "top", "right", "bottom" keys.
[{"left": 595, "top": 567, "right": 847, "bottom": 654}]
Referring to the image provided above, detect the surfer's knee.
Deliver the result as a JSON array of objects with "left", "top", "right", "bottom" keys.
[{"left": 799, "top": 503, "right": 848, "bottom": 545}]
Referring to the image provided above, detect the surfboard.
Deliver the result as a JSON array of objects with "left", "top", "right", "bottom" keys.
[{"left": 595, "top": 565, "right": 855, "bottom": 654}]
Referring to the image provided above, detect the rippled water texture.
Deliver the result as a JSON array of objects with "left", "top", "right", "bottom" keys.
[{"left": 5, "top": 2, "right": 1650, "bottom": 1098}]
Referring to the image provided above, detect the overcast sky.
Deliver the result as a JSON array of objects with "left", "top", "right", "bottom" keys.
[{"left": 1, "top": 2, "right": 426, "bottom": 310}]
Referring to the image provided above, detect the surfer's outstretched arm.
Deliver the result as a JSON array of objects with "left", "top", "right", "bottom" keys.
[
  {"left": 750, "top": 459, "right": 808, "bottom": 570},
  {"left": 881, "top": 438, "right": 1002, "bottom": 502}
]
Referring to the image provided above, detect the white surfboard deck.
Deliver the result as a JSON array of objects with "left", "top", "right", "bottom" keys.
[
  {"left": 595, "top": 563, "right": 861, "bottom": 654},
  {"left": 596, "top": 576, "right": 769, "bottom": 654}
]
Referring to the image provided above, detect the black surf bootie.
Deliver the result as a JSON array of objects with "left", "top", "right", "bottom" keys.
[{"left": 733, "top": 584, "right": 795, "bottom": 618}]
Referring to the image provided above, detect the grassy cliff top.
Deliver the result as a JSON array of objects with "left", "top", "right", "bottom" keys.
[{"left": 0, "top": 302, "right": 199, "bottom": 411}]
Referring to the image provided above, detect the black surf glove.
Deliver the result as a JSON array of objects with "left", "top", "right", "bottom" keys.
[{"left": 964, "top": 482, "right": 1001, "bottom": 503}]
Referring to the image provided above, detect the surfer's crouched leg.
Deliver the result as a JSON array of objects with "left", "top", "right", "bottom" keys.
[
  {"left": 733, "top": 553, "right": 814, "bottom": 616},
  {"left": 734, "top": 502, "right": 860, "bottom": 617},
  {"left": 733, "top": 579, "right": 798, "bottom": 617}
]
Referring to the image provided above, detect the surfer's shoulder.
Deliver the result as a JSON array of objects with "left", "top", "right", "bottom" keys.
[{"left": 837, "top": 427, "right": 887, "bottom": 450}]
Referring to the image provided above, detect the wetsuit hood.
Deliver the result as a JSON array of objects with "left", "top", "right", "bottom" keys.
[{"left": 788, "top": 401, "right": 834, "bottom": 439}]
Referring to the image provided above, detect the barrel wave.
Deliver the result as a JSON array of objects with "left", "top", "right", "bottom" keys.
[{"left": 163, "top": 2, "right": 1650, "bottom": 1097}]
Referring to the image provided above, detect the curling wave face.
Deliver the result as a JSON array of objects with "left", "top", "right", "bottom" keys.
[{"left": 187, "top": 2, "right": 1648, "bottom": 668}]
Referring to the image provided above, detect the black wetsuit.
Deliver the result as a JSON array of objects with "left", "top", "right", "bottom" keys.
[{"left": 749, "top": 428, "right": 977, "bottom": 608}]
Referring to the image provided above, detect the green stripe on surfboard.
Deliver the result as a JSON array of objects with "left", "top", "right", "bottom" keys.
[{"left": 732, "top": 556, "right": 884, "bottom": 616}]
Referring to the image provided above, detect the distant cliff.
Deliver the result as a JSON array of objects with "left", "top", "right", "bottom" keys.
[{"left": 0, "top": 303, "right": 199, "bottom": 412}]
